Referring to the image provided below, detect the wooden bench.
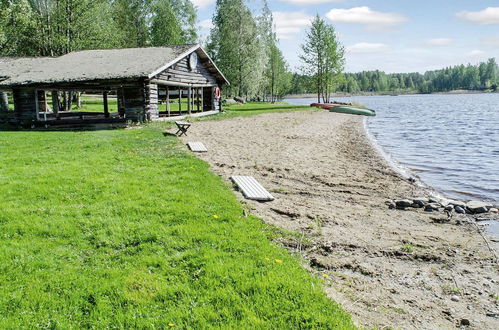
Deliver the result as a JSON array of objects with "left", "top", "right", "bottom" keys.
[{"left": 175, "top": 121, "right": 191, "bottom": 136}]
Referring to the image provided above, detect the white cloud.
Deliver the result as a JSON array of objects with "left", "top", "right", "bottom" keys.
[
  {"left": 279, "top": 0, "right": 343, "bottom": 4},
  {"left": 198, "top": 19, "right": 213, "bottom": 30},
  {"left": 346, "top": 42, "right": 390, "bottom": 53},
  {"left": 457, "top": 7, "right": 499, "bottom": 25},
  {"left": 326, "top": 6, "right": 407, "bottom": 30},
  {"left": 273, "top": 11, "right": 313, "bottom": 40},
  {"left": 427, "top": 38, "right": 454, "bottom": 46},
  {"left": 467, "top": 50, "right": 487, "bottom": 57},
  {"left": 191, "top": 0, "right": 215, "bottom": 10},
  {"left": 482, "top": 36, "right": 499, "bottom": 47}
]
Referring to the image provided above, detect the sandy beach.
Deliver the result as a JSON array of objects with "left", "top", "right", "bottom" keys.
[{"left": 181, "top": 110, "right": 498, "bottom": 329}]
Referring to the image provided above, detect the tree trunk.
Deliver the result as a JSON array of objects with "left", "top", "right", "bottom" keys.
[{"left": 0, "top": 92, "right": 9, "bottom": 111}]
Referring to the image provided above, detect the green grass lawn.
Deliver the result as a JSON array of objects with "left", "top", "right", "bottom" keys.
[{"left": 0, "top": 105, "right": 352, "bottom": 328}]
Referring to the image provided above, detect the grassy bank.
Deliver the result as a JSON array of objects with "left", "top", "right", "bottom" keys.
[{"left": 0, "top": 106, "right": 352, "bottom": 328}]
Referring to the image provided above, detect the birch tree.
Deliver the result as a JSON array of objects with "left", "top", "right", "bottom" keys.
[
  {"left": 207, "top": 0, "right": 258, "bottom": 97},
  {"left": 300, "top": 15, "right": 344, "bottom": 103}
]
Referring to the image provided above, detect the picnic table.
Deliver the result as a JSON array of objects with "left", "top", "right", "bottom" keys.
[{"left": 175, "top": 121, "right": 191, "bottom": 136}]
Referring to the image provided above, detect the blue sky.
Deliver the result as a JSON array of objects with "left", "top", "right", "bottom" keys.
[{"left": 192, "top": 0, "right": 499, "bottom": 73}]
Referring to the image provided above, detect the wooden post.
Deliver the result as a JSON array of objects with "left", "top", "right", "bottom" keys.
[
  {"left": 103, "top": 91, "right": 109, "bottom": 118},
  {"left": 178, "top": 87, "right": 182, "bottom": 114},
  {"left": 211, "top": 87, "right": 216, "bottom": 110},
  {"left": 196, "top": 88, "right": 200, "bottom": 112},
  {"left": 51, "top": 90, "right": 60, "bottom": 119},
  {"left": 117, "top": 88, "right": 125, "bottom": 118},
  {"left": 188, "top": 86, "right": 192, "bottom": 114},
  {"left": 166, "top": 86, "right": 170, "bottom": 117},
  {"left": 200, "top": 88, "right": 203, "bottom": 112}
]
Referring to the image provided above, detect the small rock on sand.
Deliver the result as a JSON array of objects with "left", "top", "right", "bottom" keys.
[
  {"left": 386, "top": 201, "right": 396, "bottom": 209},
  {"left": 466, "top": 201, "right": 491, "bottom": 214},
  {"left": 395, "top": 199, "right": 413, "bottom": 208},
  {"left": 460, "top": 318, "right": 471, "bottom": 326},
  {"left": 455, "top": 206, "right": 466, "bottom": 214},
  {"left": 425, "top": 203, "right": 441, "bottom": 212}
]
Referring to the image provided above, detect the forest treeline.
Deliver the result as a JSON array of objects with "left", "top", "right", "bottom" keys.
[
  {"left": 0, "top": 0, "right": 290, "bottom": 101},
  {"left": 290, "top": 58, "right": 499, "bottom": 95},
  {"left": 1, "top": 0, "right": 497, "bottom": 100}
]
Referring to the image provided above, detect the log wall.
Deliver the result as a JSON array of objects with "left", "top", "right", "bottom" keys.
[
  {"left": 13, "top": 88, "right": 37, "bottom": 124},
  {"left": 122, "top": 86, "right": 146, "bottom": 122},
  {"left": 144, "top": 83, "right": 158, "bottom": 120},
  {"left": 155, "top": 56, "right": 217, "bottom": 86}
]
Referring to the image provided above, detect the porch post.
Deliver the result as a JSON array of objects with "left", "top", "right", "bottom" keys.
[
  {"left": 166, "top": 86, "right": 170, "bottom": 117},
  {"left": 178, "top": 87, "right": 182, "bottom": 114},
  {"left": 188, "top": 86, "right": 192, "bottom": 114},
  {"left": 103, "top": 91, "right": 109, "bottom": 118}
]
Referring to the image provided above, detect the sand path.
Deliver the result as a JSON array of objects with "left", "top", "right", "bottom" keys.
[{"left": 181, "top": 110, "right": 498, "bottom": 329}]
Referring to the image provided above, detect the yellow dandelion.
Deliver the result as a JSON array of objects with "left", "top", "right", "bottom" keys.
[
  {"left": 322, "top": 274, "right": 329, "bottom": 278},
  {"left": 274, "top": 259, "right": 283, "bottom": 264},
  {"left": 212, "top": 215, "right": 220, "bottom": 219},
  {"left": 168, "top": 323, "right": 175, "bottom": 327}
]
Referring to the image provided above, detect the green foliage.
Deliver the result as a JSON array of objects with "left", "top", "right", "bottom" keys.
[
  {"left": 300, "top": 15, "right": 345, "bottom": 103},
  {"left": 208, "top": 0, "right": 259, "bottom": 98},
  {"left": 400, "top": 244, "right": 414, "bottom": 253},
  {"left": 0, "top": 0, "right": 197, "bottom": 56},
  {"left": 290, "top": 57, "right": 499, "bottom": 95},
  {"left": 207, "top": 0, "right": 292, "bottom": 101},
  {"left": 150, "top": 0, "right": 184, "bottom": 46},
  {"left": 0, "top": 123, "right": 353, "bottom": 328}
]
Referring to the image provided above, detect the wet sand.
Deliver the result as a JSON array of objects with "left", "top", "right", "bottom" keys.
[{"left": 181, "top": 110, "right": 498, "bottom": 329}]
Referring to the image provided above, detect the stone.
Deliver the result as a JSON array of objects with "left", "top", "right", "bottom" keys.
[
  {"left": 234, "top": 96, "right": 246, "bottom": 104},
  {"left": 395, "top": 199, "right": 413, "bottom": 208},
  {"left": 413, "top": 197, "right": 429, "bottom": 206},
  {"left": 429, "top": 198, "right": 439, "bottom": 203},
  {"left": 411, "top": 203, "right": 423, "bottom": 208},
  {"left": 386, "top": 201, "right": 396, "bottom": 209},
  {"left": 448, "top": 199, "right": 467, "bottom": 208},
  {"left": 460, "top": 318, "right": 470, "bottom": 326},
  {"left": 466, "top": 201, "right": 492, "bottom": 214},
  {"left": 455, "top": 206, "right": 466, "bottom": 214},
  {"left": 451, "top": 295, "right": 460, "bottom": 302},
  {"left": 490, "top": 208, "right": 498, "bottom": 213},
  {"left": 440, "top": 199, "right": 451, "bottom": 207},
  {"left": 445, "top": 205, "right": 454, "bottom": 211},
  {"left": 425, "top": 203, "right": 441, "bottom": 212}
]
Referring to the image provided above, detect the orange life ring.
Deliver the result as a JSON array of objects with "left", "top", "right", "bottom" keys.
[{"left": 214, "top": 87, "right": 221, "bottom": 99}]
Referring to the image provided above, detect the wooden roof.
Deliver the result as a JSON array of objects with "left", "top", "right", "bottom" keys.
[{"left": 0, "top": 45, "right": 229, "bottom": 87}]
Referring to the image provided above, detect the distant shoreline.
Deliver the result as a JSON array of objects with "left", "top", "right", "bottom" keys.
[{"left": 284, "top": 90, "right": 498, "bottom": 99}]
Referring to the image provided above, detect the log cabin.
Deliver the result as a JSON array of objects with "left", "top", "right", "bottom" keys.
[{"left": 0, "top": 44, "right": 228, "bottom": 127}]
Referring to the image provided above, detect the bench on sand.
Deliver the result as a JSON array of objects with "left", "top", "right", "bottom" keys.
[
  {"left": 230, "top": 176, "right": 274, "bottom": 201},
  {"left": 187, "top": 142, "right": 208, "bottom": 153}
]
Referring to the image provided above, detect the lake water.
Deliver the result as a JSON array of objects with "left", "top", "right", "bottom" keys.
[{"left": 285, "top": 94, "right": 499, "bottom": 204}]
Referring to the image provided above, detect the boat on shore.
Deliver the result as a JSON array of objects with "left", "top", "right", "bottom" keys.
[{"left": 311, "top": 103, "right": 376, "bottom": 116}]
